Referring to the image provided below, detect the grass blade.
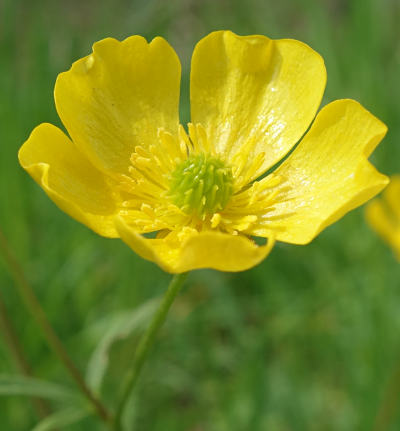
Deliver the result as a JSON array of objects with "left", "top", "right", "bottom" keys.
[
  {"left": 86, "top": 298, "right": 160, "bottom": 394},
  {"left": 31, "top": 406, "right": 89, "bottom": 431},
  {"left": 0, "top": 374, "right": 78, "bottom": 402}
]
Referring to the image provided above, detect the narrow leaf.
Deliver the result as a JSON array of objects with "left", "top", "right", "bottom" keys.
[
  {"left": 31, "top": 406, "right": 89, "bottom": 431},
  {"left": 0, "top": 374, "right": 77, "bottom": 402},
  {"left": 86, "top": 298, "right": 160, "bottom": 393}
]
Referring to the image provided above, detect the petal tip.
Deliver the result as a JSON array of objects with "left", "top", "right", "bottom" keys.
[{"left": 116, "top": 215, "right": 276, "bottom": 273}]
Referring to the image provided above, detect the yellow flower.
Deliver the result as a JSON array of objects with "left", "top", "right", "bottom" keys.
[
  {"left": 366, "top": 176, "right": 400, "bottom": 259},
  {"left": 19, "top": 31, "right": 388, "bottom": 273}
]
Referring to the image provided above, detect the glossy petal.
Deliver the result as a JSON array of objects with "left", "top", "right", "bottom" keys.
[
  {"left": 380, "top": 175, "right": 400, "bottom": 220},
  {"left": 190, "top": 30, "right": 326, "bottom": 179},
  {"left": 19, "top": 31, "right": 390, "bottom": 274},
  {"left": 55, "top": 36, "right": 181, "bottom": 175},
  {"left": 115, "top": 217, "right": 275, "bottom": 273},
  {"left": 249, "top": 99, "right": 388, "bottom": 244},
  {"left": 365, "top": 176, "right": 400, "bottom": 259},
  {"left": 19, "top": 123, "right": 119, "bottom": 237}
]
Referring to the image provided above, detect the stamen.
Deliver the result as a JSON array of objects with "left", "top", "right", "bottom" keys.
[
  {"left": 218, "top": 173, "right": 285, "bottom": 235},
  {"left": 211, "top": 213, "right": 221, "bottom": 228}
]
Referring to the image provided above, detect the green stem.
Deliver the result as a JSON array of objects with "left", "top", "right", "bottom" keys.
[
  {"left": 0, "top": 289, "right": 51, "bottom": 420},
  {"left": 114, "top": 272, "right": 188, "bottom": 429},
  {"left": 0, "top": 227, "right": 111, "bottom": 426}
]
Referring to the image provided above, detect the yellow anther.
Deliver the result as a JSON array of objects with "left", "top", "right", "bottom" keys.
[{"left": 211, "top": 213, "right": 221, "bottom": 228}]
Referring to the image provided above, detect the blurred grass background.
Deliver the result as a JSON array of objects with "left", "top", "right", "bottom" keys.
[{"left": 1, "top": 0, "right": 400, "bottom": 429}]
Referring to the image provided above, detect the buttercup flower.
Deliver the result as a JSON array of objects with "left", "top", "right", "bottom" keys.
[
  {"left": 19, "top": 31, "right": 388, "bottom": 273},
  {"left": 366, "top": 176, "right": 400, "bottom": 259}
]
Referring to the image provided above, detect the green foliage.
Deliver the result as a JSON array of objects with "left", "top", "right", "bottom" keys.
[
  {"left": 0, "top": 375, "right": 78, "bottom": 402},
  {"left": 1, "top": 0, "right": 400, "bottom": 430},
  {"left": 85, "top": 297, "right": 160, "bottom": 395},
  {"left": 31, "top": 407, "right": 89, "bottom": 431}
]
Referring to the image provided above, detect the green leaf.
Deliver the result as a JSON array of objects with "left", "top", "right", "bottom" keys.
[
  {"left": 86, "top": 297, "right": 160, "bottom": 394},
  {"left": 0, "top": 374, "right": 78, "bottom": 402},
  {"left": 31, "top": 406, "right": 89, "bottom": 431},
  {"left": 121, "top": 390, "right": 140, "bottom": 431}
]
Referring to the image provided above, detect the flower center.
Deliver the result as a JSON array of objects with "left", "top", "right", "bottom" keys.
[{"left": 169, "top": 153, "right": 234, "bottom": 217}]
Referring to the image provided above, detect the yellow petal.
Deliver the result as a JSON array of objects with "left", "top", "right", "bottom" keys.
[
  {"left": 249, "top": 99, "right": 388, "bottom": 244},
  {"left": 19, "top": 123, "right": 119, "bottom": 237},
  {"left": 381, "top": 175, "right": 400, "bottom": 220},
  {"left": 365, "top": 176, "right": 400, "bottom": 259},
  {"left": 55, "top": 36, "right": 181, "bottom": 175},
  {"left": 115, "top": 217, "right": 275, "bottom": 273},
  {"left": 190, "top": 30, "right": 326, "bottom": 180}
]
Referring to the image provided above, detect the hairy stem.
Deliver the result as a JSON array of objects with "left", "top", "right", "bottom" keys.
[{"left": 114, "top": 272, "right": 188, "bottom": 429}]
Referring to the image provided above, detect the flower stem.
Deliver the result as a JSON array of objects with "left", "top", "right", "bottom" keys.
[
  {"left": 0, "top": 289, "right": 51, "bottom": 420},
  {"left": 0, "top": 227, "right": 111, "bottom": 426},
  {"left": 114, "top": 272, "right": 188, "bottom": 429}
]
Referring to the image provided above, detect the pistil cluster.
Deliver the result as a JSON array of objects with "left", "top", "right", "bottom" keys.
[{"left": 168, "top": 153, "right": 234, "bottom": 219}]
